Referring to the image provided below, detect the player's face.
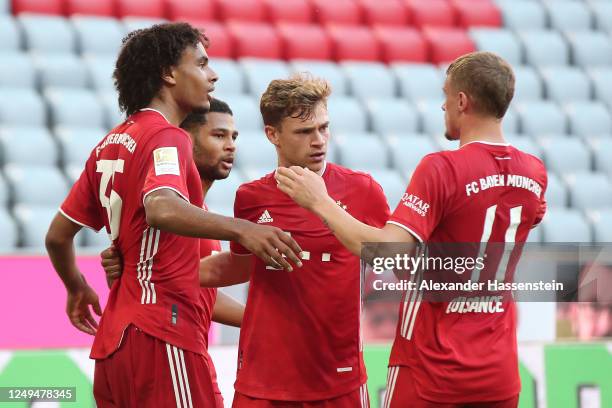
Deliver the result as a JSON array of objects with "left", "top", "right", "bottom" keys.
[
  {"left": 172, "top": 42, "right": 218, "bottom": 114},
  {"left": 267, "top": 102, "right": 330, "bottom": 173},
  {"left": 192, "top": 112, "right": 238, "bottom": 181},
  {"left": 442, "top": 76, "right": 461, "bottom": 141}
]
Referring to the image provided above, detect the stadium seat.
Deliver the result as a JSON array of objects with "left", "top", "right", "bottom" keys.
[
  {"left": 365, "top": 99, "right": 418, "bottom": 135},
  {"left": 468, "top": 28, "right": 522, "bottom": 65},
  {"left": 496, "top": 0, "right": 547, "bottom": 30},
  {"left": 505, "top": 134, "right": 542, "bottom": 158},
  {"left": 0, "top": 209, "right": 18, "bottom": 252},
  {"left": 0, "top": 89, "right": 46, "bottom": 126},
  {"left": 417, "top": 100, "right": 446, "bottom": 136},
  {"left": 565, "top": 172, "right": 612, "bottom": 211},
  {"left": 72, "top": 17, "right": 125, "bottom": 56},
  {"left": 263, "top": 0, "right": 313, "bottom": 23},
  {"left": 588, "top": 209, "right": 612, "bottom": 242},
  {"left": 590, "top": 138, "right": 612, "bottom": 175},
  {"left": 540, "top": 208, "right": 592, "bottom": 243},
  {"left": 227, "top": 22, "right": 281, "bottom": 59},
  {"left": 33, "top": 54, "right": 89, "bottom": 89},
  {"left": 565, "top": 31, "right": 612, "bottom": 68},
  {"left": 513, "top": 66, "right": 543, "bottom": 102},
  {"left": 83, "top": 55, "right": 116, "bottom": 91},
  {"left": 166, "top": 0, "right": 215, "bottom": 22},
  {"left": 235, "top": 134, "right": 276, "bottom": 169},
  {"left": 0, "top": 53, "right": 36, "bottom": 89},
  {"left": 539, "top": 67, "right": 592, "bottom": 104},
  {"left": 327, "top": 97, "right": 368, "bottom": 134},
  {"left": 341, "top": 62, "right": 396, "bottom": 100},
  {"left": 99, "top": 91, "right": 124, "bottom": 129},
  {"left": 240, "top": 58, "right": 291, "bottom": 97},
  {"left": 0, "top": 16, "right": 21, "bottom": 51},
  {"left": 587, "top": 68, "right": 612, "bottom": 109},
  {"left": 190, "top": 22, "right": 232, "bottom": 59},
  {"left": 12, "top": 0, "right": 63, "bottom": 15},
  {"left": 539, "top": 137, "right": 591, "bottom": 174},
  {"left": 386, "top": 134, "right": 437, "bottom": 177},
  {"left": 544, "top": 0, "right": 593, "bottom": 32},
  {"left": 116, "top": 0, "right": 165, "bottom": 18},
  {"left": 66, "top": 0, "right": 115, "bottom": 17},
  {"left": 0, "top": 174, "right": 8, "bottom": 206},
  {"left": 405, "top": 0, "right": 455, "bottom": 28},
  {"left": 122, "top": 17, "right": 167, "bottom": 32},
  {"left": 5, "top": 165, "right": 69, "bottom": 207},
  {"left": 334, "top": 133, "right": 389, "bottom": 171},
  {"left": 515, "top": 101, "right": 567, "bottom": 137},
  {"left": 359, "top": 0, "right": 409, "bottom": 26},
  {"left": 502, "top": 107, "right": 519, "bottom": 134},
  {"left": 545, "top": 172, "right": 568, "bottom": 208},
  {"left": 326, "top": 25, "right": 380, "bottom": 62},
  {"left": 19, "top": 15, "right": 77, "bottom": 54},
  {"left": 590, "top": 0, "right": 612, "bottom": 34},
  {"left": 421, "top": 27, "right": 476, "bottom": 65},
  {"left": 392, "top": 63, "right": 444, "bottom": 102},
  {"left": 518, "top": 30, "right": 570, "bottom": 67},
  {"left": 565, "top": 101, "right": 612, "bottom": 138},
  {"left": 220, "top": 94, "right": 262, "bottom": 132},
  {"left": 450, "top": 0, "right": 502, "bottom": 28},
  {"left": 276, "top": 23, "right": 332, "bottom": 61},
  {"left": 372, "top": 26, "right": 428, "bottom": 63},
  {"left": 289, "top": 60, "right": 348, "bottom": 95},
  {"left": 204, "top": 170, "right": 245, "bottom": 207},
  {"left": 215, "top": 0, "right": 266, "bottom": 22},
  {"left": 0, "top": 126, "right": 58, "bottom": 167},
  {"left": 207, "top": 203, "right": 235, "bottom": 218},
  {"left": 368, "top": 169, "right": 406, "bottom": 207},
  {"left": 45, "top": 88, "right": 105, "bottom": 128},
  {"left": 14, "top": 204, "right": 64, "bottom": 249},
  {"left": 83, "top": 228, "right": 110, "bottom": 249},
  {"left": 210, "top": 58, "right": 245, "bottom": 96},
  {"left": 55, "top": 126, "right": 104, "bottom": 167},
  {"left": 311, "top": 0, "right": 362, "bottom": 25}
]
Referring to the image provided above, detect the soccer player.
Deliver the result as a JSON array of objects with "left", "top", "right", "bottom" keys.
[
  {"left": 199, "top": 75, "right": 389, "bottom": 407},
  {"left": 276, "top": 52, "right": 548, "bottom": 408},
  {"left": 45, "top": 23, "right": 301, "bottom": 407}
]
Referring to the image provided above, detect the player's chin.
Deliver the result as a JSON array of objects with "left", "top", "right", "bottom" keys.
[{"left": 444, "top": 131, "right": 459, "bottom": 141}]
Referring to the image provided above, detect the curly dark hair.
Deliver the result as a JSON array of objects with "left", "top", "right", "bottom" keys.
[
  {"left": 180, "top": 98, "right": 233, "bottom": 132},
  {"left": 113, "top": 22, "right": 208, "bottom": 116}
]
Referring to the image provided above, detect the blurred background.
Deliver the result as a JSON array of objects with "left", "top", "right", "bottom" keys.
[{"left": 0, "top": 0, "right": 610, "bottom": 406}]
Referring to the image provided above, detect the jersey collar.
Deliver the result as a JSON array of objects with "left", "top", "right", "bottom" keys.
[
  {"left": 460, "top": 140, "right": 511, "bottom": 149},
  {"left": 139, "top": 108, "right": 170, "bottom": 123}
]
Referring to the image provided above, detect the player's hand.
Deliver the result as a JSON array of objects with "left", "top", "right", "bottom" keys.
[
  {"left": 100, "top": 244, "right": 123, "bottom": 288},
  {"left": 66, "top": 282, "right": 102, "bottom": 335},
  {"left": 275, "top": 166, "right": 329, "bottom": 211},
  {"left": 238, "top": 223, "right": 303, "bottom": 272}
]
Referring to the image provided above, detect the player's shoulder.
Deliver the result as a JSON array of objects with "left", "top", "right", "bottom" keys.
[
  {"left": 326, "top": 162, "right": 375, "bottom": 186},
  {"left": 510, "top": 145, "right": 546, "bottom": 168},
  {"left": 235, "top": 170, "right": 276, "bottom": 198}
]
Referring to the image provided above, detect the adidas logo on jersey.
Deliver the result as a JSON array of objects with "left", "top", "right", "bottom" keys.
[{"left": 257, "top": 210, "right": 273, "bottom": 224}]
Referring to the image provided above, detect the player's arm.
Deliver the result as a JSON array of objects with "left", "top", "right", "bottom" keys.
[
  {"left": 212, "top": 291, "right": 244, "bottom": 327},
  {"left": 199, "top": 251, "right": 252, "bottom": 287}
]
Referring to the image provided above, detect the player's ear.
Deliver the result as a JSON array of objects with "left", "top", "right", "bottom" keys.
[
  {"left": 161, "top": 66, "right": 177, "bottom": 86},
  {"left": 457, "top": 91, "right": 469, "bottom": 113},
  {"left": 264, "top": 125, "right": 280, "bottom": 146}
]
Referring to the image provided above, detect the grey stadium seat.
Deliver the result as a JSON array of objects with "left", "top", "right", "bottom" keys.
[
  {"left": 545, "top": 172, "right": 568, "bottom": 208},
  {"left": 564, "top": 172, "right": 612, "bottom": 211},
  {"left": 539, "top": 66, "right": 592, "bottom": 104},
  {"left": 0, "top": 15, "right": 21, "bottom": 51},
  {"left": 122, "top": 18, "right": 167, "bottom": 32},
  {"left": 210, "top": 58, "right": 245, "bottom": 96},
  {"left": 506, "top": 134, "right": 542, "bottom": 158},
  {"left": 590, "top": 1, "right": 612, "bottom": 34},
  {"left": 84, "top": 55, "right": 116, "bottom": 91},
  {"left": 566, "top": 31, "right": 612, "bottom": 67},
  {"left": 565, "top": 101, "right": 612, "bottom": 138},
  {"left": 19, "top": 15, "right": 76, "bottom": 54},
  {"left": 544, "top": 0, "right": 593, "bottom": 32},
  {"left": 588, "top": 209, "right": 612, "bottom": 242},
  {"left": 391, "top": 63, "right": 443, "bottom": 102},
  {"left": 496, "top": 0, "right": 547, "bottom": 30},
  {"left": 14, "top": 204, "right": 62, "bottom": 249},
  {"left": 72, "top": 16, "right": 125, "bottom": 56},
  {"left": 33, "top": 54, "right": 90, "bottom": 89},
  {"left": 0, "top": 209, "right": 18, "bottom": 252},
  {"left": 503, "top": 107, "right": 519, "bottom": 134},
  {"left": 365, "top": 99, "right": 418, "bottom": 135},
  {"left": 290, "top": 60, "right": 348, "bottom": 95},
  {"left": 587, "top": 68, "right": 612, "bottom": 109},
  {"left": 239, "top": 58, "right": 291, "bottom": 98},
  {"left": 513, "top": 66, "right": 543, "bottom": 102},
  {"left": 55, "top": 126, "right": 104, "bottom": 168},
  {"left": 242, "top": 167, "right": 272, "bottom": 183},
  {"left": 341, "top": 62, "right": 397, "bottom": 100},
  {"left": 368, "top": 169, "right": 406, "bottom": 208},
  {"left": 417, "top": 100, "right": 445, "bottom": 137},
  {"left": 540, "top": 208, "right": 592, "bottom": 243},
  {"left": 220, "top": 94, "right": 262, "bottom": 133},
  {"left": 0, "top": 173, "right": 8, "bottom": 206},
  {"left": 235, "top": 134, "right": 277, "bottom": 169},
  {"left": 328, "top": 97, "right": 368, "bottom": 134},
  {"left": 44, "top": 88, "right": 105, "bottom": 128},
  {"left": 518, "top": 30, "right": 570, "bottom": 67},
  {"left": 0, "top": 88, "right": 46, "bottom": 126},
  {"left": 540, "top": 137, "right": 591, "bottom": 175},
  {"left": 589, "top": 138, "right": 612, "bottom": 175},
  {"left": 334, "top": 133, "right": 389, "bottom": 172},
  {"left": 4, "top": 165, "right": 69, "bottom": 207},
  {"left": 0, "top": 53, "right": 36, "bottom": 89},
  {"left": 386, "top": 134, "right": 437, "bottom": 178},
  {"left": 0, "top": 126, "right": 58, "bottom": 167},
  {"left": 515, "top": 101, "right": 567, "bottom": 137},
  {"left": 83, "top": 228, "right": 110, "bottom": 250},
  {"left": 204, "top": 171, "right": 245, "bottom": 208},
  {"left": 468, "top": 28, "right": 522, "bottom": 66},
  {"left": 100, "top": 91, "right": 124, "bottom": 129}
]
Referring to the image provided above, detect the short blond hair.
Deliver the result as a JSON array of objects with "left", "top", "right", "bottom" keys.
[
  {"left": 260, "top": 74, "right": 331, "bottom": 127},
  {"left": 446, "top": 51, "right": 515, "bottom": 119}
]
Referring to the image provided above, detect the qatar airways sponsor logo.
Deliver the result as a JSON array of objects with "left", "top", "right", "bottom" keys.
[
  {"left": 465, "top": 174, "right": 542, "bottom": 198},
  {"left": 446, "top": 295, "right": 505, "bottom": 314},
  {"left": 400, "top": 193, "right": 430, "bottom": 217}
]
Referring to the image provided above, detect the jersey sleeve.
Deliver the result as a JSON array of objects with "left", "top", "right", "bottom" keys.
[
  {"left": 229, "top": 186, "right": 251, "bottom": 255},
  {"left": 387, "top": 154, "right": 449, "bottom": 242},
  {"left": 363, "top": 176, "right": 391, "bottom": 228},
  {"left": 142, "top": 128, "right": 194, "bottom": 203},
  {"left": 60, "top": 158, "right": 105, "bottom": 231}
]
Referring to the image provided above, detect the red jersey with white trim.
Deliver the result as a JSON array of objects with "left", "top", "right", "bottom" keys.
[
  {"left": 387, "top": 142, "right": 547, "bottom": 403},
  {"left": 60, "top": 109, "right": 206, "bottom": 359},
  {"left": 230, "top": 163, "right": 390, "bottom": 401}
]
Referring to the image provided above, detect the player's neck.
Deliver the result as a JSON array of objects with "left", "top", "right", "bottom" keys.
[
  {"left": 277, "top": 158, "right": 326, "bottom": 176},
  {"left": 458, "top": 117, "right": 506, "bottom": 148},
  {"left": 147, "top": 97, "right": 188, "bottom": 126},
  {"left": 201, "top": 178, "right": 213, "bottom": 196}
]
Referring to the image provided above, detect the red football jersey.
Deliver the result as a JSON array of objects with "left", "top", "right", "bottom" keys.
[
  {"left": 387, "top": 141, "right": 548, "bottom": 402},
  {"left": 230, "top": 163, "right": 390, "bottom": 401},
  {"left": 60, "top": 109, "right": 206, "bottom": 359}
]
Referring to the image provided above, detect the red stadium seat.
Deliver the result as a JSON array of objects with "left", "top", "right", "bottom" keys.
[
  {"left": 116, "top": 0, "right": 165, "bottom": 18},
  {"left": 404, "top": 0, "right": 456, "bottom": 28},
  {"left": 277, "top": 23, "right": 331, "bottom": 61},
  {"left": 450, "top": 0, "right": 502, "bottom": 28},
  {"left": 185, "top": 21, "right": 233, "bottom": 59},
  {"left": 12, "top": 0, "right": 63, "bottom": 15},
  {"left": 166, "top": 0, "right": 216, "bottom": 22},
  {"left": 227, "top": 21, "right": 281, "bottom": 59},
  {"left": 359, "top": 0, "right": 410, "bottom": 26},
  {"left": 326, "top": 25, "right": 380, "bottom": 62},
  {"left": 310, "top": 0, "right": 362, "bottom": 26},
  {"left": 65, "top": 0, "right": 114, "bottom": 16},
  {"left": 263, "top": 0, "right": 313, "bottom": 24},
  {"left": 215, "top": 0, "right": 266, "bottom": 22},
  {"left": 422, "top": 27, "right": 476, "bottom": 64},
  {"left": 373, "top": 26, "right": 428, "bottom": 63}
]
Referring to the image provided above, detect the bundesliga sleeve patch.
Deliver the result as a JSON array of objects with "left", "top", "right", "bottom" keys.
[{"left": 153, "top": 147, "right": 180, "bottom": 176}]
